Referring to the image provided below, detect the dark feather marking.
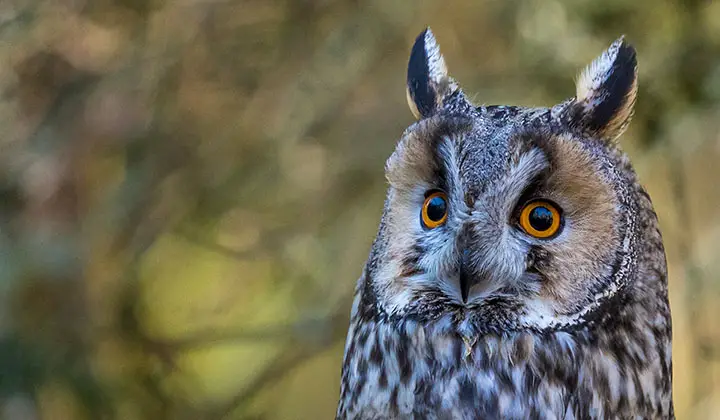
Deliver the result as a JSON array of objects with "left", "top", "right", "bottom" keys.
[
  {"left": 586, "top": 42, "right": 637, "bottom": 133},
  {"left": 458, "top": 376, "right": 475, "bottom": 406},
  {"left": 407, "top": 29, "right": 437, "bottom": 118}
]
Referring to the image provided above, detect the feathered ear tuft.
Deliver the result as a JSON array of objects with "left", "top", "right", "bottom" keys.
[
  {"left": 406, "top": 28, "right": 460, "bottom": 120},
  {"left": 568, "top": 37, "right": 638, "bottom": 142}
]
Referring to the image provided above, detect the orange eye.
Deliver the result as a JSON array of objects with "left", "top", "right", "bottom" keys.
[
  {"left": 519, "top": 200, "right": 562, "bottom": 238},
  {"left": 421, "top": 191, "right": 448, "bottom": 229}
]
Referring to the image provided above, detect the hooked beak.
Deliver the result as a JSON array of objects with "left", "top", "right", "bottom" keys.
[{"left": 459, "top": 248, "right": 474, "bottom": 303}]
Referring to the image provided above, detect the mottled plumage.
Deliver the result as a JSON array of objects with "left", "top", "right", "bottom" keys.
[{"left": 337, "top": 28, "right": 672, "bottom": 419}]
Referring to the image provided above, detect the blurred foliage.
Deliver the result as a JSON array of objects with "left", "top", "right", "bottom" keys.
[{"left": 0, "top": 0, "right": 719, "bottom": 419}]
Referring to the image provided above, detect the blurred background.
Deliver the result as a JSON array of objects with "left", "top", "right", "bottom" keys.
[{"left": 0, "top": 0, "right": 719, "bottom": 418}]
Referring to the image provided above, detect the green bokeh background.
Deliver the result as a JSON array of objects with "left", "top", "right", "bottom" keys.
[{"left": 0, "top": 0, "right": 719, "bottom": 418}]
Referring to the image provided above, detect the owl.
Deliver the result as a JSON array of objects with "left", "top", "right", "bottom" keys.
[{"left": 336, "top": 28, "right": 673, "bottom": 419}]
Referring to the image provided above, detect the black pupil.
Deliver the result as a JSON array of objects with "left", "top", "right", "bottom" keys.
[
  {"left": 426, "top": 196, "right": 447, "bottom": 222},
  {"left": 529, "top": 206, "right": 554, "bottom": 231}
]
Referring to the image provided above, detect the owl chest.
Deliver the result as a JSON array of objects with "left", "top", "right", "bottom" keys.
[
  {"left": 337, "top": 320, "right": 671, "bottom": 419},
  {"left": 340, "top": 337, "right": 562, "bottom": 418}
]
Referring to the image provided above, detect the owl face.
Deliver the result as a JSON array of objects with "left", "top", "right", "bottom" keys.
[{"left": 366, "top": 30, "right": 640, "bottom": 333}]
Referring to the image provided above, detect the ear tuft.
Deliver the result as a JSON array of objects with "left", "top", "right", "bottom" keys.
[
  {"left": 406, "top": 28, "right": 458, "bottom": 119},
  {"left": 572, "top": 37, "right": 638, "bottom": 141}
]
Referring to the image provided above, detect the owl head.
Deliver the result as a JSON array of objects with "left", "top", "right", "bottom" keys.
[{"left": 362, "top": 28, "right": 643, "bottom": 334}]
